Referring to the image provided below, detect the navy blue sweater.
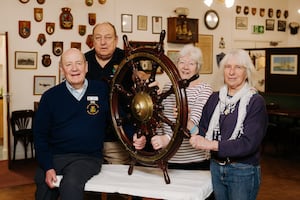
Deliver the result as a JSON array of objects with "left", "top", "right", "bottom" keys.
[
  {"left": 33, "top": 80, "right": 109, "bottom": 171},
  {"left": 85, "top": 47, "right": 134, "bottom": 142},
  {"left": 199, "top": 92, "right": 268, "bottom": 165}
]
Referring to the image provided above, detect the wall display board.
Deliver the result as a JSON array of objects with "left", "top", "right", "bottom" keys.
[
  {"left": 246, "top": 47, "right": 300, "bottom": 95},
  {"left": 265, "top": 47, "right": 300, "bottom": 95}
]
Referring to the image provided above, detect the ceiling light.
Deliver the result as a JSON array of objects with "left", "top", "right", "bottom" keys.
[
  {"left": 224, "top": 0, "right": 234, "bottom": 8},
  {"left": 204, "top": 0, "right": 213, "bottom": 7},
  {"left": 204, "top": 0, "right": 235, "bottom": 8}
]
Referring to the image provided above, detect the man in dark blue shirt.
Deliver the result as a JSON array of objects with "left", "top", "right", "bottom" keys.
[{"left": 85, "top": 22, "right": 131, "bottom": 164}]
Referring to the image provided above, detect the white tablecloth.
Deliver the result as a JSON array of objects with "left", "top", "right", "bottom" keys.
[{"left": 83, "top": 164, "right": 213, "bottom": 200}]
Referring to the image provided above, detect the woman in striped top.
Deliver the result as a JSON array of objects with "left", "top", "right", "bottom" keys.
[{"left": 144, "top": 44, "right": 213, "bottom": 170}]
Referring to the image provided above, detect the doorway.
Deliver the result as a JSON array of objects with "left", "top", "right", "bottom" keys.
[{"left": 0, "top": 32, "right": 10, "bottom": 162}]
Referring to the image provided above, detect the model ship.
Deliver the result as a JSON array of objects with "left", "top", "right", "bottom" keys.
[{"left": 176, "top": 20, "right": 193, "bottom": 40}]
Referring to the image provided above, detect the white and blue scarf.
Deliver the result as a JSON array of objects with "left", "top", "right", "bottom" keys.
[{"left": 205, "top": 83, "right": 257, "bottom": 141}]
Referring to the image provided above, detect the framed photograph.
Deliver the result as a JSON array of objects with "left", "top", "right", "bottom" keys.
[
  {"left": 235, "top": 17, "right": 248, "bottom": 30},
  {"left": 15, "top": 51, "right": 37, "bottom": 69},
  {"left": 34, "top": 75, "right": 56, "bottom": 95},
  {"left": 195, "top": 34, "right": 213, "bottom": 74},
  {"left": 266, "top": 19, "right": 275, "bottom": 31},
  {"left": 167, "top": 50, "right": 179, "bottom": 64},
  {"left": 137, "top": 15, "right": 147, "bottom": 31},
  {"left": 121, "top": 14, "right": 133, "bottom": 33},
  {"left": 277, "top": 20, "right": 287, "bottom": 32},
  {"left": 270, "top": 55, "right": 298, "bottom": 75},
  {"left": 265, "top": 47, "right": 300, "bottom": 95},
  {"left": 152, "top": 16, "right": 162, "bottom": 34}
]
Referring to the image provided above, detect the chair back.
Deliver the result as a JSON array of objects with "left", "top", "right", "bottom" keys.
[{"left": 11, "top": 110, "right": 34, "bottom": 134}]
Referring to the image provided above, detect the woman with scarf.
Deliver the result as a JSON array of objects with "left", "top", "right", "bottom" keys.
[{"left": 189, "top": 49, "right": 268, "bottom": 200}]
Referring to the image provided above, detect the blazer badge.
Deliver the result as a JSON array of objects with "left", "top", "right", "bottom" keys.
[
  {"left": 78, "top": 25, "right": 86, "bottom": 36},
  {"left": 46, "top": 22, "right": 55, "bottom": 35},
  {"left": 19, "top": 20, "right": 31, "bottom": 38},
  {"left": 34, "top": 8, "right": 43, "bottom": 22},
  {"left": 42, "top": 54, "right": 51, "bottom": 67},
  {"left": 60, "top": 7, "right": 73, "bottom": 29},
  {"left": 53, "top": 41, "right": 63, "bottom": 56}
]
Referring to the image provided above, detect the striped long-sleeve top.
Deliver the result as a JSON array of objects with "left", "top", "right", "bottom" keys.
[{"left": 159, "top": 81, "right": 213, "bottom": 163}]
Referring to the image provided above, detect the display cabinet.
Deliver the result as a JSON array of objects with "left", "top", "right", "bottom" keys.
[{"left": 167, "top": 17, "right": 198, "bottom": 44}]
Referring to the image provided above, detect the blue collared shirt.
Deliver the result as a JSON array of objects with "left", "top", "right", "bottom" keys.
[{"left": 65, "top": 79, "right": 88, "bottom": 101}]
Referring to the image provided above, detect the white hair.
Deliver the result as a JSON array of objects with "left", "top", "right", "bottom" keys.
[{"left": 177, "top": 44, "right": 203, "bottom": 73}]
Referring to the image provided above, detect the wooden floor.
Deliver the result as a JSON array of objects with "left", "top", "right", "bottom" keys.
[{"left": 0, "top": 143, "right": 299, "bottom": 200}]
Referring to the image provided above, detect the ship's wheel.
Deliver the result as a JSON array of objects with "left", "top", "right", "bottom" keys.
[{"left": 110, "top": 30, "right": 192, "bottom": 184}]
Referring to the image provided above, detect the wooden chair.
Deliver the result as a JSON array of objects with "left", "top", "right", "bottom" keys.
[{"left": 10, "top": 109, "right": 35, "bottom": 160}]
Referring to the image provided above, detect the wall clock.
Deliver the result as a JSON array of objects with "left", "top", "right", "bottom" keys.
[{"left": 204, "top": 10, "right": 219, "bottom": 30}]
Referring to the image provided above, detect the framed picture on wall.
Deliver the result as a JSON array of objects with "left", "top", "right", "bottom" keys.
[
  {"left": 266, "top": 19, "right": 275, "bottom": 31},
  {"left": 33, "top": 75, "right": 56, "bottom": 95},
  {"left": 265, "top": 47, "right": 300, "bottom": 95},
  {"left": 270, "top": 54, "right": 298, "bottom": 75},
  {"left": 235, "top": 17, "right": 248, "bottom": 30},
  {"left": 277, "top": 20, "right": 287, "bottom": 32},
  {"left": 121, "top": 14, "right": 133, "bottom": 33},
  {"left": 15, "top": 51, "right": 37, "bottom": 69},
  {"left": 152, "top": 16, "right": 162, "bottom": 34},
  {"left": 195, "top": 34, "right": 213, "bottom": 74},
  {"left": 137, "top": 15, "right": 147, "bottom": 31},
  {"left": 167, "top": 50, "right": 179, "bottom": 64}
]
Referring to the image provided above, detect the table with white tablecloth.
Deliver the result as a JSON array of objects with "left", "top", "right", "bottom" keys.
[{"left": 82, "top": 164, "right": 213, "bottom": 200}]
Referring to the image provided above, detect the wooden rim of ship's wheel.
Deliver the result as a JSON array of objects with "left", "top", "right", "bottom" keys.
[{"left": 110, "top": 30, "right": 193, "bottom": 184}]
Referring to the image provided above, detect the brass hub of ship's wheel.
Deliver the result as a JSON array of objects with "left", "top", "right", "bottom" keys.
[{"left": 131, "top": 92, "right": 153, "bottom": 122}]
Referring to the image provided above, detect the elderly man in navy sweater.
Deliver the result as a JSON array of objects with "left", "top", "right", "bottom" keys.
[{"left": 33, "top": 48, "right": 109, "bottom": 200}]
